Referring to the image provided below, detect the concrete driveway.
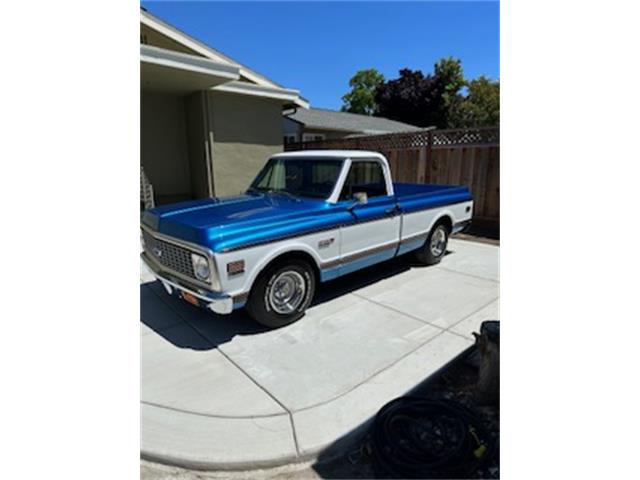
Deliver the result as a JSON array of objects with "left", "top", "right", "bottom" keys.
[{"left": 140, "top": 238, "right": 499, "bottom": 469}]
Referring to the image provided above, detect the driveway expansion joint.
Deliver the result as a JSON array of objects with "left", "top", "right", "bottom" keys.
[
  {"left": 141, "top": 401, "right": 290, "bottom": 420},
  {"left": 433, "top": 265, "right": 499, "bottom": 283},
  {"left": 350, "top": 292, "right": 450, "bottom": 332}
]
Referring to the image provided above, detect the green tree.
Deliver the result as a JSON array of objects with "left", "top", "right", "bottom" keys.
[
  {"left": 434, "top": 57, "right": 466, "bottom": 113},
  {"left": 448, "top": 76, "right": 500, "bottom": 127},
  {"left": 341, "top": 68, "right": 385, "bottom": 115},
  {"left": 375, "top": 68, "right": 443, "bottom": 127},
  {"left": 375, "top": 58, "right": 467, "bottom": 128},
  {"left": 343, "top": 59, "right": 499, "bottom": 128}
]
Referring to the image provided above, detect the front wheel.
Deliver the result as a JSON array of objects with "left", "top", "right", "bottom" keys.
[
  {"left": 415, "top": 223, "right": 449, "bottom": 265},
  {"left": 246, "top": 260, "right": 316, "bottom": 328}
]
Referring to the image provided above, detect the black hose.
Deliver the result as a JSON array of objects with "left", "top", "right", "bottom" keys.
[{"left": 370, "top": 397, "right": 493, "bottom": 479}]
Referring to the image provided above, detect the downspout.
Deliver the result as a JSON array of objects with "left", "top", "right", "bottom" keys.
[{"left": 282, "top": 105, "right": 298, "bottom": 117}]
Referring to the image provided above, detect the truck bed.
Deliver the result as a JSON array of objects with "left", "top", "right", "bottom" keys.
[
  {"left": 394, "top": 182, "right": 469, "bottom": 198},
  {"left": 393, "top": 183, "right": 472, "bottom": 213}
]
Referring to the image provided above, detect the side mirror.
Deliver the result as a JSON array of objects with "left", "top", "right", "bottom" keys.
[{"left": 347, "top": 192, "right": 368, "bottom": 210}]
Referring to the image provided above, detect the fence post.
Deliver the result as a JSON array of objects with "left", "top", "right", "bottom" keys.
[
  {"left": 418, "top": 147, "right": 427, "bottom": 183},
  {"left": 425, "top": 130, "right": 433, "bottom": 183}
]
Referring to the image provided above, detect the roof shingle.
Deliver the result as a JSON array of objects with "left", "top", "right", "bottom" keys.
[{"left": 287, "top": 108, "right": 421, "bottom": 135}]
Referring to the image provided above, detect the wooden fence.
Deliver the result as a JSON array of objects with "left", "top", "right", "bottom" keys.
[{"left": 285, "top": 127, "right": 500, "bottom": 232}]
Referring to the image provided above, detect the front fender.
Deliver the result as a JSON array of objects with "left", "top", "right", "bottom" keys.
[
  {"left": 244, "top": 242, "right": 322, "bottom": 291},
  {"left": 213, "top": 230, "right": 339, "bottom": 298}
]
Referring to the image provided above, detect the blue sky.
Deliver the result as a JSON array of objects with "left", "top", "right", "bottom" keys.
[{"left": 142, "top": 1, "right": 499, "bottom": 109}]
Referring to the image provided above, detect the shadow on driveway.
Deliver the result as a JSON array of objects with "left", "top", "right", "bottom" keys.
[
  {"left": 140, "top": 282, "right": 265, "bottom": 349},
  {"left": 141, "top": 250, "right": 452, "bottom": 350},
  {"left": 310, "top": 344, "right": 491, "bottom": 479}
]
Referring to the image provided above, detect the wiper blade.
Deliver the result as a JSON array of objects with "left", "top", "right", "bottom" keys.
[{"left": 266, "top": 189, "right": 302, "bottom": 202}]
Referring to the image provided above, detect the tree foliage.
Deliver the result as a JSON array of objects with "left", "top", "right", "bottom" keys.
[
  {"left": 375, "top": 68, "right": 445, "bottom": 127},
  {"left": 340, "top": 68, "right": 385, "bottom": 115},
  {"left": 375, "top": 58, "right": 468, "bottom": 128},
  {"left": 448, "top": 76, "right": 500, "bottom": 128},
  {"left": 340, "top": 57, "right": 499, "bottom": 128},
  {"left": 434, "top": 57, "right": 466, "bottom": 118}
]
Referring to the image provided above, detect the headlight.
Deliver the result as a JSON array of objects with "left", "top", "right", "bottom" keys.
[{"left": 191, "top": 254, "right": 211, "bottom": 282}]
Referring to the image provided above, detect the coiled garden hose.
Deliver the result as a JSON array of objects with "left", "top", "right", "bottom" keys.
[{"left": 370, "top": 397, "right": 494, "bottom": 479}]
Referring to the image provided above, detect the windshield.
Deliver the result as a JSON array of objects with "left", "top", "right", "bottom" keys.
[{"left": 249, "top": 158, "right": 344, "bottom": 199}]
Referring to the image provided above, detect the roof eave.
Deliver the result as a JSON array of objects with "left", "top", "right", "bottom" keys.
[
  {"left": 141, "top": 9, "right": 287, "bottom": 90},
  {"left": 212, "top": 81, "right": 309, "bottom": 108}
]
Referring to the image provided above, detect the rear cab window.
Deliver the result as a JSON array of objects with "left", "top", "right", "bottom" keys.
[{"left": 339, "top": 160, "right": 388, "bottom": 201}]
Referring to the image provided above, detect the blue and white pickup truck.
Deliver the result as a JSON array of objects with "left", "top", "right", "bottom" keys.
[{"left": 141, "top": 150, "right": 473, "bottom": 327}]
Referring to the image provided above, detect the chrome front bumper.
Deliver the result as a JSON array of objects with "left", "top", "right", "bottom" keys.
[{"left": 141, "top": 252, "right": 234, "bottom": 315}]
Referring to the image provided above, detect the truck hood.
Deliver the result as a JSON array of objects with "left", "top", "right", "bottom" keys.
[{"left": 142, "top": 193, "right": 344, "bottom": 252}]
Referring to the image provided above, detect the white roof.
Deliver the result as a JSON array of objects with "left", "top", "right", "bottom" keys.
[{"left": 271, "top": 150, "right": 385, "bottom": 160}]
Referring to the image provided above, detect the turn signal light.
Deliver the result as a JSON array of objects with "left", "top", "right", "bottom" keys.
[{"left": 227, "top": 260, "right": 245, "bottom": 276}]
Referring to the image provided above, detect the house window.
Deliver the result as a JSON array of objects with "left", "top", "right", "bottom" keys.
[
  {"left": 283, "top": 134, "right": 298, "bottom": 145},
  {"left": 303, "top": 133, "right": 326, "bottom": 142}
]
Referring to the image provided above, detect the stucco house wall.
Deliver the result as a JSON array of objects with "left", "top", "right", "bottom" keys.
[
  {"left": 141, "top": 91, "right": 191, "bottom": 198},
  {"left": 184, "top": 92, "right": 210, "bottom": 200},
  {"left": 209, "top": 92, "right": 283, "bottom": 196}
]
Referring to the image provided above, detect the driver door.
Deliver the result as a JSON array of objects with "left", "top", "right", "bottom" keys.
[{"left": 338, "top": 160, "right": 400, "bottom": 275}]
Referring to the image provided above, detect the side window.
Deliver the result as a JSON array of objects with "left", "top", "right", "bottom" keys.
[
  {"left": 303, "top": 133, "right": 326, "bottom": 142},
  {"left": 283, "top": 134, "right": 297, "bottom": 145},
  {"left": 339, "top": 161, "right": 388, "bottom": 201}
]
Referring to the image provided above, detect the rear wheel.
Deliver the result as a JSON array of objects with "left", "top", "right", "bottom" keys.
[
  {"left": 415, "top": 223, "right": 449, "bottom": 265},
  {"left": 246, "top": 260, "right": 316, "bottom": 328}
]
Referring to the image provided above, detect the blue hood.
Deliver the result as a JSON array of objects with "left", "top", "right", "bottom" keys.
[{"left": 142, "top": 193, "right": 350, "bottom": 252}]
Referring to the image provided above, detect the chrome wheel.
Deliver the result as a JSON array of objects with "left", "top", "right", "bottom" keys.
[
  {"left": 268, "top": 270, "right": 306, "bottom": 314},
  {"left": 429, "top": 226, "right": 448, "bottom": 257}
]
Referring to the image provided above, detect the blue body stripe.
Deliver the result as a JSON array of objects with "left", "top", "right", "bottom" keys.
[{"left": 319, "top": 247, "right": 399, "bottom": 283}]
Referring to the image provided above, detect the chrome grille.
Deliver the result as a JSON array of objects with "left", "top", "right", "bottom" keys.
[{"left": 143, "top": 230, "right": 196, "bottom": 280}]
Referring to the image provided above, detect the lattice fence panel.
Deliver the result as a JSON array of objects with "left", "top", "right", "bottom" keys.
[
  {"left": 432, "top": 127, "right": 499, "bottom": 147},
  {"left": 286, "top": 127, "right": 498, "bottom": 152}
]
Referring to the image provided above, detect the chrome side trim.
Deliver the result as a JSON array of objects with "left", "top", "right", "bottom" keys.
[
  {"left": 320, "top": 239, "right": 400, "bottom": 270},
  {"left": 400, "top": 230, "right": 430, "bottom": 244}
]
